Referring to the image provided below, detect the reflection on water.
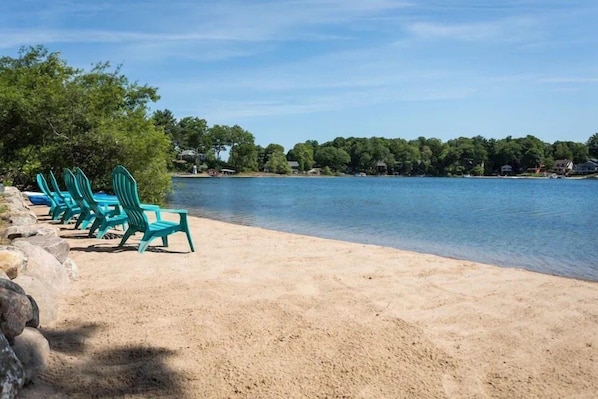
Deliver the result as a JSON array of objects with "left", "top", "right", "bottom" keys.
[{"left": 168, "top": 176, "right": 598, "bottom": 281}]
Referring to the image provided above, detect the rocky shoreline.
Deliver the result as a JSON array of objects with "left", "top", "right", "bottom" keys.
[{"left": 0, "top": 187, "right": 76, "bottom": 398}]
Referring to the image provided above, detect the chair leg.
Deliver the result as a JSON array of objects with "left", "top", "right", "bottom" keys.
[
  {"left": 138, "top": 239, "right": 151, "bottom": 253},
  {"left": 185, "top": 230, "right": 195, "bottom": 252},
  {"left": 139, "top": 232, "right": 157, "bottom": 253},
  {"left": 88, "top": 218, "right": 102, "bottom": 237},
  {"left": 118, "top": 228, "right": 136, "bottom": 247},
  {"left": 74, "top": 210, "right": 90, "bottom": 229}
]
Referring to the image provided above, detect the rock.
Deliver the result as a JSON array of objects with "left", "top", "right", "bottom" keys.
[
  {"left": 0, "top": 247, "right": 27, "bottom": 279},
  {"left": 11, "top": 275, "right": 57, "bottom": 327},
  {"left": 11, "top": 327, "right": 50, "bottom": 385},
  {"left": 0, "top": 288, "right": 33, "bottom": 341},
  {"left": 7, "top": 211, "right": 37, "bottom": 226},
  {"left": 0, "top": 332, "right": 24, "bottom": 399},
  {"left": 62, "top": 257, "right": 79, "bottom": 281},
  {"left": 0, "top": 225, "right": 58, "bottom": 241},
  {"left": 0, "top": 278, "right": 26, "bottom": 295},
  {"left": 13, "top": 235, "right": 69, "bottom": 264},
  {"left": 11, "top": 242, "right": 70, "bottom": 294}
]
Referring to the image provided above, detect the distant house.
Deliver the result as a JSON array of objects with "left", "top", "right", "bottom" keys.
[
  {"left": 375, "top": 161, "right": 387, "bottom": 175},
  {"left": 178, "top": 149, "right": 197, "bottom": 162},
  {"left": 500, "top": 165, "right": 513, "bottom": 175},
  {"left": 573, "top": 160, "right": 598, "bottom": 175},
  {"left": 553, "top": 159, "right": 574, "bottom": 175},
  {"left": 287, "top": 161, "right": 300, "bottom": 174}
]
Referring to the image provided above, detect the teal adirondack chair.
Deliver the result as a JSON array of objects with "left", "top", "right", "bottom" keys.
[
  {"left": 49, "top": 171, "right": 81, "bottom": 223},
  {"left": 74, "top": 167, "right": 127, "bottom": 239},
  {"left": 111, "top": 165, "right": 195, "bottom": 253},
  {"left": 36, "top": 173, "right": 68, "bottom": 220},
  {"left": 63, "top": 169, "right": 96, "bottom": 230}
]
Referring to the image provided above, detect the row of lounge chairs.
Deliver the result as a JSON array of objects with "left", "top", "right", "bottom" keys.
[{"left": 36, "top": 166, "right": 195, "bottom": 253}]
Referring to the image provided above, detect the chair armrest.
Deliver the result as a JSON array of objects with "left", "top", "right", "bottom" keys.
[{"left": 159, "top": 208, "right": 188, "bottom": 214}]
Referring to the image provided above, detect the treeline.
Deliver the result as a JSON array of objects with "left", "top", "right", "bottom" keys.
[{"left": 157, "top": 111, "right": 598, "bottom": 176}]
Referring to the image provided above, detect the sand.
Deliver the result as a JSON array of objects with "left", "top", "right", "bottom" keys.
[{"left": 21, "top": 205, "right": 598, "bottom": 398}]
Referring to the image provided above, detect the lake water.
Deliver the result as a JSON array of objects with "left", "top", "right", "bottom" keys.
[{"left": 167, "top": 176, "right": 598, "bottom": 281}]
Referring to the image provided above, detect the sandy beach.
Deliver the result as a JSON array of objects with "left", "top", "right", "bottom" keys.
[{"left": 21, "top": 204, "right": 598, "bottom": 398}]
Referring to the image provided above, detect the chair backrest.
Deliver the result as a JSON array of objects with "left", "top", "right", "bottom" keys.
[
  {"left": 73, "top": 168, "right": 105, "bottom": 215},
  {"left": 111, "top": 166, "right": 149, "bottom": 231},
  {"left": 36, "top": 173, "right": 52, "bottom": 197},
  {"left": 63, "top": 169, "right": 87, "bottom": 209},
  {"left": 49, "top": 171, "right": 70, "bottom": 204}
]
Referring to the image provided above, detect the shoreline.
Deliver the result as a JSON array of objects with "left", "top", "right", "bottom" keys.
[{"left": 24, "top": 205, "right": 598, "bottom": 398}]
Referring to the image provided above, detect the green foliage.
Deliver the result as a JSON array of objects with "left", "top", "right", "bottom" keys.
[
  {"left": 587, "top": 133, "right": 598, "bottom": 158},
  {"left": 0, "top": 46, "right": 172, "bottom": 203},
  {"left": 314, "top": 146, "right": 350, "bottom": 172},
  {"left": 287, "top": 143, "right": 314, "bottom": 172},
  {"left": 266, "top": 150, "right": 291, "bottom": 174}
]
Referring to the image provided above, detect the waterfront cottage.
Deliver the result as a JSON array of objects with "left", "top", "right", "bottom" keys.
[{"left": 553, "top": 159, "right": 574, "bottom": 175}]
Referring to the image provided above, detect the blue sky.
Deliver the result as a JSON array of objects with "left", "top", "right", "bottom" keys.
[{"left": 1, "top": 0, "right": 597, "bottom": 151}]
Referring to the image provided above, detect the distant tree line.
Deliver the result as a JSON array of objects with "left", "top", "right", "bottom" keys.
[{"left": 156, "top": 110, "right": 598, "bottom": 177}]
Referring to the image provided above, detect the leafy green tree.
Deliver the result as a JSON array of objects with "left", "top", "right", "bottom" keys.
[
  {"left": 178, "top": 117, "right": 209, "bottom": 152},
  {"left": 552, "top": 141, "right": 574, "bottom": 161},
  {"left": 263, "top": 143, "right": 285, "bottom": 169},
  {"left": 389, "top": 139, "right": 420, "bottom": 175},
  {"left": 0, "top": 46, "right": 171, "bottom": 203},
  {"left": 314, "top": 146, "right": 350, "bottom": 172},
  {"left": 152, "top": 109, "right": 180, "bottom": 146},
  {"left": 493, "top": 137, "right": 523, "bottom": 173},
  {"left": 587, "top": 133, "right": 598, "bottom": 158},
  {"left": 208, "top": 125, "right": 231, "bottom": 159},
  {"left": 228, "top": 125, "right": 257, "bottom": 172},
  {"left": 265, "top": 150, "right": 291, "bottom": 174},
  {"left": 287, "top": 143, "right": 314, "bottom": 172}
]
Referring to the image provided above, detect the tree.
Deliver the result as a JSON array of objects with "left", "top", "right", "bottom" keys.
[
  {"left": 263, "top": 143, "right": 285, "bottom": 169},
  {"left": 152, "top": 109, "right": 180, "bottom": 146},
  {"left": 265, "top": 150, "right": 291, "bottom": 174},
  {"left": 552, "top": 141, "right": 574, "bottom": 161},
  {"left": 0, "top": 46, "right": 171, "bottom": 203},
  {"left": 228, "top": 125, "right": 257, "bottom": 172},
  {"left": 287, "top": 143, "right": 314, "bottom": 172},
  {"left": 314, "top": 146, "right": 350, "bottom": 173},
  {"left": 587, "top": 133, "right": 598, "bottom": 158},
  {"left": 208, "top": 125, "right": 231, "bottom": 160},
  {"left": 178, "top": 117, "right": 209, "bottom": 152}
]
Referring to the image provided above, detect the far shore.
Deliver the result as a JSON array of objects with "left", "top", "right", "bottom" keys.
[
  {"left": 21, "top": 204, "right": 598, "bottom": 398},
  {"left": 172, "top": 171, "right": 598, "bottom": 179}
]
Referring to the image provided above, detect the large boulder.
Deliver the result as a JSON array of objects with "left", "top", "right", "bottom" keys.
[
  {"left": 0, "top": 247, "right": 27, "bottom": 279},
  {"left": 0, "top": 225, "right": 58, "bottom": 241},
  {"left": 11, "top": 241, "right": 70, "bottom": 326},
  {"left": 0, "top": 285, "right": 37, "bottom": 342},
  {"left": 0, "top": 332, "right": 24, "bottom": 399},
  {"left": 11, "top": 327, "right": 50, "bottom": 385},
  {"left": 13, "top": 235, "right": 69, "bottom": 264}
]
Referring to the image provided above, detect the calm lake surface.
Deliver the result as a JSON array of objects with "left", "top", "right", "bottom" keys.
[{"left": 167, "top": 176, "right": 598, "bottom": 281}]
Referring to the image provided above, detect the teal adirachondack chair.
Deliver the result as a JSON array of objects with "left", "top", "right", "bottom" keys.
[
  {"left": 63, "top": 169, "right": 96, "bottom": 230},
  {"left": 36, "top": 173, "right": 68, "bottom": 221},
  {"left": 111, "top": 165, "right": 195, "bottom": 253},
  {"left": 49, "top": 170, "right": 81, "bottom": 224},
  {"left": 74, "top": 167, "right": 127, "bottom": 239}
]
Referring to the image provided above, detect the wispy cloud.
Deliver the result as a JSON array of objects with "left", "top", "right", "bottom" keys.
[{"left": 405, "top": 16, "right": 541, "bottom": 42}]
